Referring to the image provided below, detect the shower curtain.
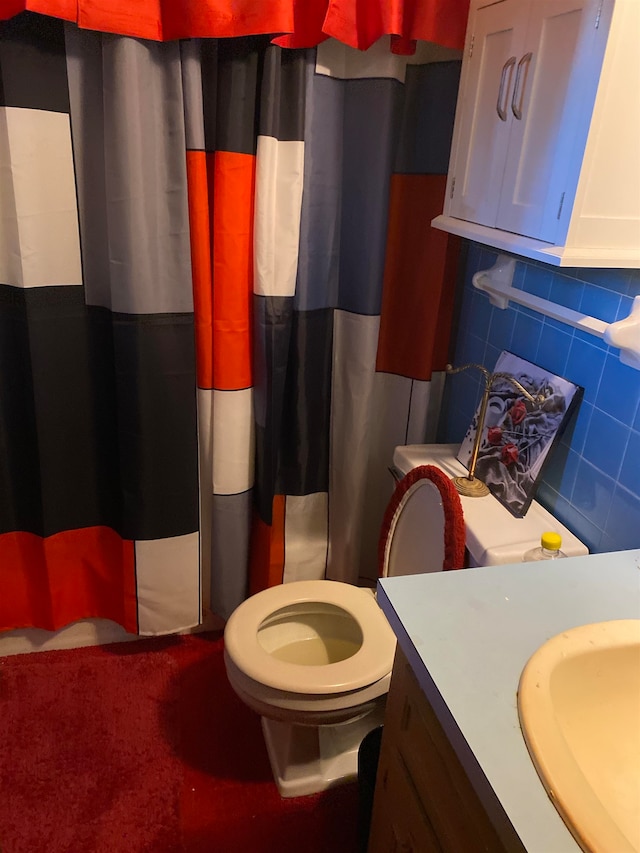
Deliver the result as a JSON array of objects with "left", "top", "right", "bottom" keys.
[{"left": 0, "top": 11, "right": 461, "bottom": 635}]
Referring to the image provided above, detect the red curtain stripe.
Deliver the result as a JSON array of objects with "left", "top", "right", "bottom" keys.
[
  {"left": 186, "top": 148, "right": 256, "bottom": 393},
  {"left": 186, "top": 150, "right": 214, "bottom": 390},
  {"left": 248, "top": 496, "right": 286, "bottom": 596},
  {"left": 0, "top": 0, "right": 470, "bottom": 52},
  {"left": 0, "top": 528, "right": 138, "bottom": 634},
  {"left": 211, "top": 150, "right": 255, "bottom": 392},
  {"left": 376, "top": 174, "right": 461, "bottom": 381}
]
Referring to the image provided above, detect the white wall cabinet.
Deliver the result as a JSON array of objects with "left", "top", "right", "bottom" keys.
[{"left": 432, "top": 0, "right": 640, "bottom": 268}]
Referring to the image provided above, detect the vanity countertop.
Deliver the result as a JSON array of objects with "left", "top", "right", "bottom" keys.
[{"left": 377, "top": 549, "right": 640, "bottom": 853}]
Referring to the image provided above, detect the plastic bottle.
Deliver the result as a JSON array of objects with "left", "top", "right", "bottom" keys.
[{"left": 523, "top": 532, "right": 567, "bottom": 562}]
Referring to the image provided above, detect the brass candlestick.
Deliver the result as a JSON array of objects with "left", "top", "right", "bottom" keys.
[{"left": 446, "top": 363, "right": 547, "bottom": 498}]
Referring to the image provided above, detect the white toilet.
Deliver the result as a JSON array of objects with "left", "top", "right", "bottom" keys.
[{"left": 224, "top": 464, "right": 466, "bottom": 797}]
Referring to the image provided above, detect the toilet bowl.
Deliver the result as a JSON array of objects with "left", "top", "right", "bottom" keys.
[
  {"left": 223, "top": 464, "right": 466, "bottom": 797},
  {"left": 224, "top": 580, "right": 396, "bottom": 797}
]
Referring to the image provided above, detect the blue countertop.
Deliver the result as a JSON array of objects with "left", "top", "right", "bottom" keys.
[{"left": 377, "top": 549, "right": 640, "bottom": 852}]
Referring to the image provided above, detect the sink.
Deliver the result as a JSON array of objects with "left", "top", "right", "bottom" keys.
[{"left": 518, "top": 620, "right": 640, "bottom": 853}]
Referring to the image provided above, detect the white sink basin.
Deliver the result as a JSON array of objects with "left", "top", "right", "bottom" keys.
[{"left": 518, "top": 620, "right": 640, "bottom": 853}]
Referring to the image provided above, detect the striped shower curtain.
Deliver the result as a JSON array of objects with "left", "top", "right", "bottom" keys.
[{"left": 0, "top": 13, "right": 460, "bottom": 634}]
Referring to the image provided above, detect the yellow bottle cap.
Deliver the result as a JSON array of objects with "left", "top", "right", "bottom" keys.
[{"left": 541, "top": 531, "right": 562, "bottom": 551}]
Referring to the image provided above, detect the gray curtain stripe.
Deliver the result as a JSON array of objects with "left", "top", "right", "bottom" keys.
[
  {"left": 209, "top": 491, "right": 252, "bottom": 619},
  {"left": 180, "top": 40, "right": 206, "bottom": 151},
  {"left": 338, "top": 78, "right": 401, "bottom": 316},
  {"left": 294, "top": 67, "right": 343, "bottom": 313},
  {"left": 65, "top": 25, "right": 194, "bottom": 315},
  {"left": 295, "top": 71, "right": 400, "bottom": 315}
]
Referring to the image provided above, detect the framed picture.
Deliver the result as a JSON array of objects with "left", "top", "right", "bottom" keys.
[{"left": 456, "top": 351, "right": 583, "bottom": 518}]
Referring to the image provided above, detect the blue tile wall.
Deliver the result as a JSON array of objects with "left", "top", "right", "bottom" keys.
[{"left": 440, "top": 243, "right": 640, "bottom": 554}]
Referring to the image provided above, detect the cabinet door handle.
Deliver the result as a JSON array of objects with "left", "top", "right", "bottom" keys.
[
  {"left": 511, "top": 52, "right": 533, "bottom": 120},
  {"left": 496, "top": 56, "right": 516, "bottom": 121}
]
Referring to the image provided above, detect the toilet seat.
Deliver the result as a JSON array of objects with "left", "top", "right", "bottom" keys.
[{"left": 224, "top": 580, "right": 396, "bottom": 695}]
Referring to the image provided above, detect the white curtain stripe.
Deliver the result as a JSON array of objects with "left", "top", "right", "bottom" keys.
[
  {"left": 327, "top": 311, "right": 381, "bottom": 585},
  {"left": 135, "top": 533, "right": 201, "bottom": 635},
  {"left": 212, "top": 388, "right": 255, "bottom": 495},
  {"left": 328, "top": 312, "right": 440, "bottom": 585},
  {"left": 0, "top": 107, "right": 82, "bottom": 288},
  {"left": 254, "top": 135, "right": 305, "bottom": 297},
  {"left": 283, "top": 493, "right": 329, "bottom": 583}
]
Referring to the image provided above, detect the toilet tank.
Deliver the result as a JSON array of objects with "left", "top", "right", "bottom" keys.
[{"left": 392, "top": 444, "right": 588, "bottom": 567}]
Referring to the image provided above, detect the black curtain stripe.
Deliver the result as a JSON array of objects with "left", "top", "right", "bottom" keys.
[
  {"left": 0, "top": 285, "right": 199, "bottom": 540},
  {"left": 0, "top": 12, "right": 69, "bottom": 113}
]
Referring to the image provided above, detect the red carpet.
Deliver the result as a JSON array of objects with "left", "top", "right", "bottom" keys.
[{"left": 0, "top": 632, "right": 360, "bottom": 853}]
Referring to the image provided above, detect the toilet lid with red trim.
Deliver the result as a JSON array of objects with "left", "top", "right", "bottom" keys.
[{"left": 378, "top": 464, "right": 466, "bottom": 577}]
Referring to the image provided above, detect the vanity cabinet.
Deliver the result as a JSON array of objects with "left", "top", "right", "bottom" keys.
[
  {"left": 432, "top": 0, "right": 640, "bottom": 267},
  {"left": 367, "top": 647, "right": 525, "bottom": 853}
]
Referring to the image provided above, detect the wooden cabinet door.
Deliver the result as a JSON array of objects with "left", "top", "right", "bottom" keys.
[
  {"left": 495, "top": 0, "right": 604, "bottom": 241},
  {"left": 448, "top": 0, "right": 528, "bottom": 227},
  {"left": 368, "top": 648, "right": 526, "bottom": 853}
]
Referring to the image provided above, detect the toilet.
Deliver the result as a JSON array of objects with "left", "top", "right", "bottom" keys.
[
  {"left": 224, "top": 464, "right": 466, "bottom": 797},
  {"left": 224, "top": 445, "right": 589, "bottom": 798}
]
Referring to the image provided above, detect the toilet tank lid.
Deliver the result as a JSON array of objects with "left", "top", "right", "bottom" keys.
[{"left": 392, "top": 444, "right": 588, "bottom": 565}]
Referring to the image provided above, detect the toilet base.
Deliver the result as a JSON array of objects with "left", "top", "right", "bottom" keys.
[{"left": 261, "top": 703, "right": 386, "bottom": 798}]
